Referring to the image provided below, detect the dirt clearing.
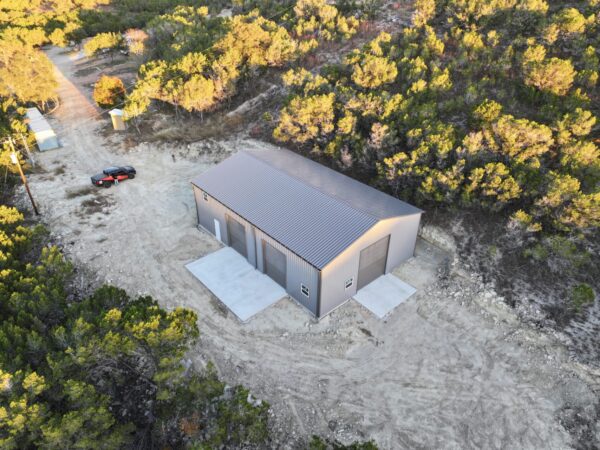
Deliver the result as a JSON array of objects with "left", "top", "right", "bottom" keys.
[{"left": 13, "top": 47, "right": 599, "bottom": 449}]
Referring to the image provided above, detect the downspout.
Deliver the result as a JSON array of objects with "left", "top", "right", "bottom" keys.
[{"left": 253, "top": 226, "right": 259, "bottom": 269}]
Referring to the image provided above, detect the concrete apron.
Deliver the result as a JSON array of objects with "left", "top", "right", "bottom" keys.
[
  {"left": 353, "top": 274, "right": 417, "bottom": 319},
  {"left": 186, "top": 247, "right": 286, "bottom": 322}
]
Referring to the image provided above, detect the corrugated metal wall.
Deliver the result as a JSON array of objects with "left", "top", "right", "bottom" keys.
[
  {"left": 385, "top": 214, "right": 421, "bottom": 270},
  {"left": 254, "top": 227, "right": 319, "bottom": 315},
  {"left": 194, "top": 185, "right": 420, "bottom": 319},
  {"left": 193, "top": 185, "right": 319, "bottom": 316},
  {"left": 195, "top": 186, "right": 258, "bottom": 266},
  {"left": 319, "top": 214, "right": 421, "bottom": 317},
  {"left": 193, "top": 187, "right": 212, "bottom": 232}
]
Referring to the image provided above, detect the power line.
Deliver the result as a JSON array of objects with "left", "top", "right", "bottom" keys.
[{"left": 7, "top": 138, "right": 39, "bottom": 215}]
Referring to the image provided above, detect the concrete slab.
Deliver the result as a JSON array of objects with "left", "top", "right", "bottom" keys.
[
  {"left": 185, "top": 247, "right": 287, "bottom": 322},
  {"left": 353, "top": 274, "right": 417, "bottom": 319}
]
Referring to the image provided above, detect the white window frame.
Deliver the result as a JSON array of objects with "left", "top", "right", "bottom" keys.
[
  {"left": 345, "top": 277, "right": 354, "bottom": 289},
  {"left": 203, "top": 192, "right": 208, "bottom": 201},
  {"left": 300, "top": 284, "right": 309, "bottom": 297}
]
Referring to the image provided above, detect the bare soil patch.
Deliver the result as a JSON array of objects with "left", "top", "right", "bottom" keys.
[
  {"left": 65, "top": 185, "right": 96, "bottom": 199},
  {"left": 79, "top": 193, "right": 114, "bottom": 216},
  {"left": 423, "top": 209, "right": 600, "bottom": 370}
]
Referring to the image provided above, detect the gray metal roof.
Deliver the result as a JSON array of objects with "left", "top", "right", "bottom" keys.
[
  {"left": 191, "top": 148, "right": 422, "bottom": 269},
  {"left": 25, "top": 108, "right": 56, "bottom": 135},
  {"left": 247, "top": 147, "right": 422, "bottom": 219}
]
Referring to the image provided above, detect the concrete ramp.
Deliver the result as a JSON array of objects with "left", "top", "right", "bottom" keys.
[
  {"left": 353, "top": 274, "right": 416, "bottom": 319},
  {"left": 186, "top": 247, "right": 286, "bottom": 322}
]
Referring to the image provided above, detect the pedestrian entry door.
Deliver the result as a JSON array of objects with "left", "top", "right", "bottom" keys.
[{"left": 213, "top": 219, "right": 221, "bottom": 241}]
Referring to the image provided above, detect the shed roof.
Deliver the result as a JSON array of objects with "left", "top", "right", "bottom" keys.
[
  {"left": 191, "top": 148, "right": 422, "bottom": 269},
  {"left": 25, "top": 108, "right": 56, "bottom": 136}
]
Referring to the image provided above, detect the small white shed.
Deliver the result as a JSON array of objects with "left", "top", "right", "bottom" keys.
[{"left": 25, "top": 108, "right": 59, "bottom": 151}]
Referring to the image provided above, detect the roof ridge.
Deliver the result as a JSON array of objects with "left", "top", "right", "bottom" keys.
[
  {"left": 242, "top": 150, "right": 380, "bottom": 222},
  {"left": 191, "top": 151, "right": 386, "bottom": 268}
]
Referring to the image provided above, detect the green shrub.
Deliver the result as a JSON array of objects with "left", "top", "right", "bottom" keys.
[
  {"left": 523, "top": 236, "right": 591, "bottom": 270},
  {"left": 309, "top": 435, "right": 379, "bottom": 449},
  {"left": 269, "top": 2, "right": 599, "bottom": 238},
  {"left": 571, "top": 284, "right": 595, "bottom": 311},
  {"left": 0, "top": 205, "right": 272, "bottom": 449},
  {"left": 523, "top": 243, "right": 549, "bottom": 260},
  {"left": 547, "top": 235, "right": 591, "bottom": 268}
]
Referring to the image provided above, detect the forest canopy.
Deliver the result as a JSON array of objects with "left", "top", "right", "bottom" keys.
[
  {"left": 273, "top": 0, "right": 600, "bottom": 237},
  {"left": 123, "top": 0, "right": 359, "bottom": 119},
  {"left": 0, "top": 206, "right": 272, "bottom": 449}
]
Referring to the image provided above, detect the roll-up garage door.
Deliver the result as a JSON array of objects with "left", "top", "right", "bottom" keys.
[
  {"left": 357, "top": 235, "right": 390, "bottom": 290},
  {"left": 263, "top": 241, "right": 286, "bottom": 288},
  {"left": 226, "top": 215, "right": 247, "bottom": 257}
]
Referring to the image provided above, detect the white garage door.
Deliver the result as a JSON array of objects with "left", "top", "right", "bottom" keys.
[
  {"left": 263, "top": 241, "right": 286, "bottom": 288},
  {"left": 357, "top": 235, "right": 390, "bottom": 290}
]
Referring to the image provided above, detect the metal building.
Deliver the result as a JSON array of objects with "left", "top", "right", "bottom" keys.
[
  {"left": 25, "top": 108, "right": 59, "bottom": 151},
  {"left": 191, "top": 148, "right": 423, "bottom": 318}
]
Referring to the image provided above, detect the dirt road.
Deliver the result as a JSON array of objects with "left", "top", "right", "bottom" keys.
[{"left": 18, "top": 47, "right": 598, "bottom": 449}]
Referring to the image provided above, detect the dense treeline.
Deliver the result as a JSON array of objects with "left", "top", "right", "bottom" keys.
[
  {"left": 0, "top": 206, "right": 273, "bottom": 448},
  {"left": 0, "top": 0, "right": 212, "bottom": 47},
  {"left": 274, "top": 0, "right": 599, "bottom": 239},
  {"left": 0, "top": 0, "right": 71, "bottom": 172},
  {"left": 124, "top": 0, "right": 360, "bottom": 119}
]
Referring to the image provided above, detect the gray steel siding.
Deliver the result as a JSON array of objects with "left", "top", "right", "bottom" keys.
[
  {"left": 385, "top": 214, "right": 421, "bottom": 270},
  {"left": 193, "top": 186, "right": 257, "bottom": 266},
  {"left": 194, "top": 186, "right": 214, "bottom": 232},
  {"left": 254, "top": 228, "right": 319, "bottom": 316},
  {"left": 193, "top": 185, "right": 318, "bottom": 314},
  {"left": 194, "top": 184, "right": 420, "bottom": 319},
  {"left": 319, "top": 214, "right": 422, "bottom": 317}
]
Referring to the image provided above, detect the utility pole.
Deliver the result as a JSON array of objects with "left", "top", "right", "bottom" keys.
[
  {"left": 8, "top": 138, "right": 39, "bottom": 216},
  {"left": 19, "top": 133, "right": 35, "bottom": 167}
]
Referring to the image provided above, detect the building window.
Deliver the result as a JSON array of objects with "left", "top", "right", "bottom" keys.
[
  {"left": 203, "top": 192, "right": 208, "bottom": 201},
  {"left": 345, "top": 278, "right": 353, "bottom": 289},
  {"left": 301, "top": 284, "right": 309, "bottom": 297}
]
